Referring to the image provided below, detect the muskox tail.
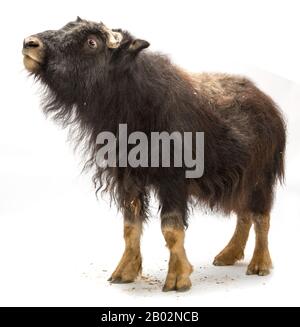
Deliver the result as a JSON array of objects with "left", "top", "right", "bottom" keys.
[
  {"left": 274, "top": 145, "right": 285, "bottom": 185},
  {"left": 273, "top": 108, "right": 286, "bottom": 185}
]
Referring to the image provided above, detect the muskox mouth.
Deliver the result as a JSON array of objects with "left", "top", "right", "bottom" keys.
[{"left": 22, "top": 49, "right": 43, "bottom": 73}]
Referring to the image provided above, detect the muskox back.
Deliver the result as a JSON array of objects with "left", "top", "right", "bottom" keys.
[{"left": 187, "top": 72, "right": 286, "bottom": 216}]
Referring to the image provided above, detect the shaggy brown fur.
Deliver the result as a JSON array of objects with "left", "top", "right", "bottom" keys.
[{"left": 23, "top": 18, "right": 286, "bottom": 291}]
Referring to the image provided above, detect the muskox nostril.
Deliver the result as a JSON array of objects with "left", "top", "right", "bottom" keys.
[
  {"left": 26, "top": 41, "right": 39, "bottom": 48},
  {"left": 23, "top": 37, "right": 42, "bottom": 49}
]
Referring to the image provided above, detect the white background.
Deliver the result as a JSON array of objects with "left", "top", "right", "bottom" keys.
[{"left": 0, "top": 0, "right": 300, "bottom": 306}]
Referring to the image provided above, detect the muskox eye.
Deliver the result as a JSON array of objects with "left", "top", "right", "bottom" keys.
[{"left": 87, "top": 39, "right": 97, "bottom": 49}]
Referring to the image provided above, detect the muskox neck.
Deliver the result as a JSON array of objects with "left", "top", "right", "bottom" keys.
[{"left": 90, "top": 52, "right": 224, "bottom": 137}]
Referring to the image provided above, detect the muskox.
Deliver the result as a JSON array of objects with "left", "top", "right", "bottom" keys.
[{"left": 22, "top": 17, "right": 286, "bottom": 292}]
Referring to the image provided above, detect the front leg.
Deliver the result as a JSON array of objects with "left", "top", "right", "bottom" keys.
[
  {"left": 159, "top": 181, "right": 193, "bottom": 292},
  {"left": 162, "top": 222, "right": 193, "bottom": 292},
  {"left": 109, "top": 199, "right": 143, "bottom": 283}
]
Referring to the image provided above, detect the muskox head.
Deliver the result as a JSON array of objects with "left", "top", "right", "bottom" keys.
[{"left": 22, "top": 17, "right": 150, "bottom": 105}]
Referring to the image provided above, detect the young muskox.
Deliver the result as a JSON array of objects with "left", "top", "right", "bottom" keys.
[{"left": 23, "top": 17, "right": 286, "bottom": 292}]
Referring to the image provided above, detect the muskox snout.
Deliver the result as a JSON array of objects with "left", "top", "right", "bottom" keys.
[
  {"left": 23, "top": 36, "right": 42, "bottom": 49},
  {"left": 22, "top": 35, "right": 44, "bottom": 73}
]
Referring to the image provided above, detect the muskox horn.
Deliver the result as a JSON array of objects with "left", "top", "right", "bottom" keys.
[{"left": 100, "top": 23, "right": 123, "bottom": 48}]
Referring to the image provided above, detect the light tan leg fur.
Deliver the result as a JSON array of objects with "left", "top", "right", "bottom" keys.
[
  {"left": 214, "top": 215, "right": 252, "bottom": 266},
  {"left": 162, "top": 226, "right": 193, "bottom": 292},
  {"left": 246, "top": 214, "right": 272, "bottom": 276},
  {"left": 109, "top": 200, "right": 142, "bottom": 283}
]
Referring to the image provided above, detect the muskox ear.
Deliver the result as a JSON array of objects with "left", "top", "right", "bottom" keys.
[
  {"left": 76, "top": 16, "right": 83, "bottom": 22},
  {"left": 129, "top": 39, "right": 150, "bottom": 54}
]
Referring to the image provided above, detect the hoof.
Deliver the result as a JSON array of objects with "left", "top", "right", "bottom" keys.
[
  {"left": 246, "top": 266, "right": 271, "bottom": 276},
  {"left": 108, "top": 276, "right": 135, "bottom": 284},
  {"left": 162, "top": 284, "right": 191, "bottom": 292},
  {"left": 246, "top": 251, "right": 272, "bottom": 276},
  {"left": 176, "top": 285, "right": 191, "bottom": 292},
  {"left": 162, "top": 285, "right": 176, "bottom": 292},
  {"left": 213, "top": 248, "right": 244, "bottom": 266}
]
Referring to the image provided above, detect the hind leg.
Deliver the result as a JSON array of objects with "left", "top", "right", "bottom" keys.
[
  {"left": 247, "top": 213, "right": 272, "bottom": 276},
  {"left": 213, "top": 214, "right": 252, "bottom": 266}
]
